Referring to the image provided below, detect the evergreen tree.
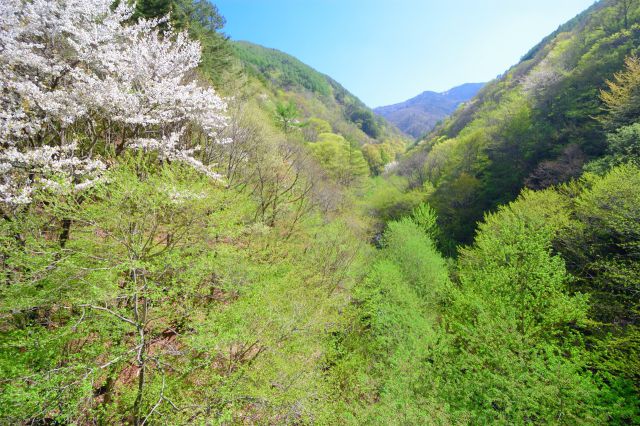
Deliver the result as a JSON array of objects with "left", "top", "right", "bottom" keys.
[{"left": 134, "top": 0, "right": 173, "bottom": 20}]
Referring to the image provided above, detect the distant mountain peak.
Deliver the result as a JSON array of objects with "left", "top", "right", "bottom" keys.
[
  {"left": 375, "top": 83, "right": 485, "bottom": 138},
  {"left": 441, "top": 82, "right": 485, "bottom": 99}
]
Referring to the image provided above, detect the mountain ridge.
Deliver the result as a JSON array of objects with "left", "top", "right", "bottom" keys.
[
  {"left": 397, "top": 0, "right": 640, "bottom": 245},
  {"left": 231, "top": 40, "right": 407, "bottom": 145},
  {"left": 374, "top": 83, "right": 485, "bottom": 138}
]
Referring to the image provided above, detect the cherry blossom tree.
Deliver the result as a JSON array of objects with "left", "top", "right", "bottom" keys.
[{"left": 0, "top": 0, "right": 229, "bottom": 206}]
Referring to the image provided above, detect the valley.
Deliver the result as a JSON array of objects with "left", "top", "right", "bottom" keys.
[{"left": 1, "top": 0, "right": 639, "bottom": 424}]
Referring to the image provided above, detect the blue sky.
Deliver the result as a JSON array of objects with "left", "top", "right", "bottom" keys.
[{"left": 215, "top": 0, "right": 596, "bottom": 107}]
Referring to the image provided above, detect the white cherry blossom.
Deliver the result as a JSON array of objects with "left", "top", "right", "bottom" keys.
[{"left": 0, "top": 0, "right": 229, "bottom": 205}]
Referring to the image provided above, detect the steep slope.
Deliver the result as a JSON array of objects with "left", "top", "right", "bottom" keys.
[
  {"left": 374, "top": 83, "right": 484, "bottom": 138},
  {"left": 231, "top": 41, "right": 406, "bottom": 146},
  {"left": 3, "top": 0, "right": 640, "bottom": 423},
  {"left": 399, "top": 0, "right": 640, "bottom": 244}
]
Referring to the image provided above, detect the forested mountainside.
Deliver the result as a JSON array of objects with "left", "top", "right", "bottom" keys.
[
  {"left": 1, "top": 0, "right": 639, "bottom": 424},
  {"left": 398, "top": 0, "right": 640, "bottom": 245},
  {"left": 374, "top": 83, "right": 485, "bottom": 138},
  {"left": 230, "top": 41, "right": 409, "bottom": 177}
]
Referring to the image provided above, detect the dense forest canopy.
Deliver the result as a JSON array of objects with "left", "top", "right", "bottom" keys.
[{"left": 0, "top": 0, "right": 639, "bottom": 424}]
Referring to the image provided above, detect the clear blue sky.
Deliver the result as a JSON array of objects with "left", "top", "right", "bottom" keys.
[{"left": 215, "top": 0, "right": 596, "bottom": 107}]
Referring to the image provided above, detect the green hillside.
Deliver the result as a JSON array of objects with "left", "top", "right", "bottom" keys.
[
  {"left": 400, "top": 0, "right": 640, "bottom": 244},
  {"left": 232, "top": 41, "right": 333, "bottom": 97},
  {"left": 232, "top": 41, "right": 406, "bottom": 148},
  {"left": 2, "top": 0, "right": 640, "bottom": 424}
]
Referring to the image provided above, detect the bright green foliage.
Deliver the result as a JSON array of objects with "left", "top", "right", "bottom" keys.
[
  {"left": 308, "top": 133, "right": 370, "bottom": 185},
  {"left": 232, "top": 41, "right": 406, "bottom": 147},
  {"left": 457, "top": 190, "right": 586, "bottom": 341},
  {"left": 556, "top": 165, "right": 640, "bottom": 418},
  {"left": 302, "top": 117, "right": 332, "bottom": 141},
  {"left": 316, "top": 132, "right": 346, "bottom": 145},
  {"left": 233, "top": 41, "right": 332, "bottom": 97},
  {"left": 601, "top": 55, "right": 640, "bottom": 130},
  {"left": 361, "top": 139, "right": 406, "bottom": 175},
  {"left": 570, "top": 166, "right": 640, "bottom": 326},
  {"left": 0, "top": 156, "right": 363, "bottom": 424},
  {"left": 1, "top": 159, "right": 233, "bottom": 423},
  {"left": 326, "top": 219, "right": 450, "bottom": 424},
  {"left": 274, "top": 100, "right": 300, "bottom": 133},
  {"left": 3, "top": 0, "right": 640, "bottom": 423},
  {"left": 400, "top": 0, "right": 640, "bottom": 244},
  {"left": 331, "top": 178, "right": 640, "bottom": 423},
  {"left": 428, "top": 190, "right": 603, "bottom": 423},
  {"left": 361, "top": 143, "right": 387, "bottom": 175},
  {"left": 410, "top": 203, "right": 439, "bottom": 241},
  {"left": 360, "top": 176, "right": 426, "bottom": 225},
  {"left": 382, "top": 219, "right": 450, "bottom": 305}
]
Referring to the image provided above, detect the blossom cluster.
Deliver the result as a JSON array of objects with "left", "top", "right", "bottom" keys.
[
  {"left": 0, "top": 143, "right": 107, "bottom": 203},
  {"left": 0, "top": 0, "right": 228, "bottom": 205}
]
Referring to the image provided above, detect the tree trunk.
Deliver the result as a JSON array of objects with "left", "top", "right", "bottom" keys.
[{"left": 59, "top": 218, "right": 72, "bottom": 248}]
